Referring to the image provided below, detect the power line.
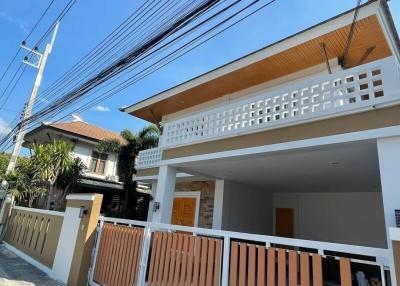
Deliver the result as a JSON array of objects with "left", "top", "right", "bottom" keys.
[
  {"left": 0, "top": 63, "right": 23, "bottom": 104},
  {"left": 0, "top": 0, "right": 77, "bottom": 109},
  {"left": 25, "top": 0, "right": 57, "bottom": 41},
  {"left": 0, "top": 0, "right": 176, "bottom": 148},
  {"left": 0, "top": 51, "right": 21, "bottom": 84},
  {"left": 0, "top": 0, "right": 56, "bottom": 83},
  {"left": 29, "top": 0, "right": 211, "bottom": 113},
  {"left": 33, "top": 0, "right": 201, "bottom": 110},
  {"left": 12, "top": 0, "right": 225, "bottom": 130},
  {"left": 33, "top": 0, "right": 169, "bottom": 107},
  {"left": 30, "top": 0, "right": 271, "bottom": 124},
  {"left": 0, "top": 0, "right": 280, "bottom": 151},
  {"left": 0, "top": 0, "right": 78, "bottom": 150},
  {"left": 71, "top": 0, "right": 279, "bottom": 117},
  {"left": 0, "top": 64, "right": 28, "bottom": 110},
  {"left": 1, "top": 2, "right": 228, "bottom": 147}
]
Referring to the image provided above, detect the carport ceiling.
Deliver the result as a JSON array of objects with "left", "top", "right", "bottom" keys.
[{"left": 178, "top": 140, "right": 381, "bottom": 192}]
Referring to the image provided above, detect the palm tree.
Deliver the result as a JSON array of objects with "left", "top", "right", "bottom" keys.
[
  {"left": 30, "top": 140, "right": 73, "bottom": 209},
  {"left": 97, "top": 125, "right": 160, "bottom": 218}
]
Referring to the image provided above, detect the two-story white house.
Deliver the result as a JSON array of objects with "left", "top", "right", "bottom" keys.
[
  {"left": 23, "top": 115, "right": 125, "bottom": 213},
  {"left": 120, "top": 1, "right": 400, "bottom": 285}
]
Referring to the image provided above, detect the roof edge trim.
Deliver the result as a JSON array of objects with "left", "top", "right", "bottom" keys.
[{"left": 121, "top": 0, "right": 381, "bottom": 115}]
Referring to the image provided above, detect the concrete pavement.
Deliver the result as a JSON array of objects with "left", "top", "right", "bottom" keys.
[{"left": 0, "top": 244, "right": 63, "bottom": 286}]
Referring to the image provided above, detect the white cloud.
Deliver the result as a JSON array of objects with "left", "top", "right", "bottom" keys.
[
  {"left": 0, "top": 11, "right": 28, "bottom": 33},
  {"left": 92, "top": 105, "right": 111, "bottom": 112},
  {"left": 0, "top": 117, "right": 11, "bottom": 135}
]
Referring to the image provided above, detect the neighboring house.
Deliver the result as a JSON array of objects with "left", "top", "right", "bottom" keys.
[
  {"left": 23, "top": 115, "right": 125, "bottom": 212},
  {"left": 121, "top": 1, "right": 400, "bottom": 284}
]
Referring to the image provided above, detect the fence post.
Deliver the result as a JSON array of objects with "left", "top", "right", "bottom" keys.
[
  {"left": 137, "top": 226, "right": 152, "bottom": 285},
  {"left": 221, "top": 236, "right": 230, "bottom": 286},
  {"left": 390, "top": 228, "right": 400, "bottom": 286},
  {"left": 0, "top": 194, "right": 13, "bottom": 230},
  {"left": 88, "top": 219, "right": 104, "bottom": 284},
  {"left": 52, "top": 193, "right": 103, "bottom": 286}
]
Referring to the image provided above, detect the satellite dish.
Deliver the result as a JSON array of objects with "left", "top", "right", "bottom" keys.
[{"left": 71, "top": 114, "right": 84, "bottom": 122}]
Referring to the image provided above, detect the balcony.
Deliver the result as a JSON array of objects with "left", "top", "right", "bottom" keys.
[
  {"left": 161, "top": 57, "right": 400, "bottom": 148},
  {"left": 137, "top": 147, "right": 163, "bottom": 169},
  {"left": 136, "top": 57, "right": 400, "bottom": 170}
]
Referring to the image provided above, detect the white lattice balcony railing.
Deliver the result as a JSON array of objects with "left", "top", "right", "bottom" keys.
[
  {"left": 137, "top": 147, "right": 162, "bottom": 169},
  {"left": 161, "top": 57, "right": 400, "bottom": 148}
]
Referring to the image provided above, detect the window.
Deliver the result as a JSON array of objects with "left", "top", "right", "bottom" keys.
[{"left": 89, "top": 151, "right": 108, "bottom": 174}]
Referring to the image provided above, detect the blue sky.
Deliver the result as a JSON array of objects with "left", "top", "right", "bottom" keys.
[{"left": 0, "top": 0, "right": 399, "bottom": 142}]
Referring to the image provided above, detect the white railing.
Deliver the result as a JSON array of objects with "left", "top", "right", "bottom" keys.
[
  {"left": 161, "top": 57, "right": 400, "bottom": 148},
  {"left": 137, "top": 147, "right": 162, "bottom": 169},
  {"left": 89, "top": 216, "right": 392, "bottom": 286}
]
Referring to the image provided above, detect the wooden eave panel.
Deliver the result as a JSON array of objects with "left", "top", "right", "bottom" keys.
[{"left": 131, "top": 15, "right": 392, "bottom": 123}]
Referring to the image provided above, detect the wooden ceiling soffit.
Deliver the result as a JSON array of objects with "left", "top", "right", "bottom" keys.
[{"left": 132, "top": 15, "right": 392, "bottom": 123}]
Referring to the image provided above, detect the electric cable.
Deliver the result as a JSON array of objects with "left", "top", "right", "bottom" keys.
[
  {"left": 0, "top": 0, "right": 56, "bottom": 84},
  {"left": 0, "top": 0, "right": 279, "bottom": 151}
]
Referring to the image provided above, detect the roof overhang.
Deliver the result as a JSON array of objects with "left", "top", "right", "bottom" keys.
[
  {"left": 122, "top": 0, "right": 399, "bottom": 123},
  {"left": 23, "top": 124, "right": 100, "bottom": 148},
  {"left": 80, "top": 177, "right": 123, "bottom": 190}
]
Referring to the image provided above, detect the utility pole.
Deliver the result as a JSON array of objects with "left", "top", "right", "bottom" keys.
[
  {"left": 0, "top": 23, "right": 59, "bottom": 228},
  {"left": 5, "top": 22, "right": 59, "bottom": 174}
]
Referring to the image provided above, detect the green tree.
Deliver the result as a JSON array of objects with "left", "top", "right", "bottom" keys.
[
  {"left": 0, "top": 153, "right": 10, "bottom": 179},
  {"left": 97, "top": 125, "right": 160, "bottom": 218},
  {"left": 0, "top": 153, "right": 31, "bottom": 181},
  {"left": 30, "top": 140, "right": 73, "bottom": 209},
  {"left": 55, "top": 157, "right": 85, "bottom": 209},
  {"left": 5, "top": 163, "right": 47, "bottom": 208},
  {"left": 24, "top": 187, "right": 47, "bottom": 208},
  {"left": 4, "top": 170, "right": 25, "bottom": 201}
]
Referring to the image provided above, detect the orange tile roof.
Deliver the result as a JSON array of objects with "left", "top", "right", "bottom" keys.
[{"left": 50, "top": 121, "right": 125, "bottom": 143}]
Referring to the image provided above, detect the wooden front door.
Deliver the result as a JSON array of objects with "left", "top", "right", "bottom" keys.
[
  {"left": 171, "top": 197, "right": 197, "bottom": 227},
  {"left": 275, "top": 208, "right": 294, "bottom": 238}
]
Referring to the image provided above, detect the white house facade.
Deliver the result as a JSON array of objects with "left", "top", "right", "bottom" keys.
[
  {"left": 23, "top": 115, "right": 125, "bottom": 212},
  {"left": 121, "top": 1, "right": 400, "bottom": 285}
]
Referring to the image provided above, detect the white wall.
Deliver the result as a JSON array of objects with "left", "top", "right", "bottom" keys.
[
  {"left": 72, "top": 143, "right": 92, "bottom": 167},
  {"left": 221, "top": 181, "right": 273, "bottom": 235},
  {"left": 273, "top": 192, "right": 387, "bottom": 248},
  {"left": 72, "top": 141, "right": 119, "bottom": 180}
]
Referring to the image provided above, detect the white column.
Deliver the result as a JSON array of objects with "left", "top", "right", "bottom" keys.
[
  {"left": 377, "top": 137, "right": 400, "bottom": 236},
  {"left": 151, "top": 165, "right": 177, "bottom": 223},
  {"left": 51, "top": 203, "right": 82, "bottom": 283},
  {"left": 212, "top": 180, "right": 224, "bottom": 230},
  {"left": 377, "top": 136, "right": 400, "bottom": 286},
  {"left": 146, "top": 182, "right": 157, "bottom": 221}
]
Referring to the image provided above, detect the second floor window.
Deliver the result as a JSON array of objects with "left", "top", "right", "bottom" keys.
[{"left": 89, "top": 151, "right": 108, "bottom": 174}]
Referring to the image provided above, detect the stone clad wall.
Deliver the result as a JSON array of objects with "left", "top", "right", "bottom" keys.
[{"left": 175, "top": 181, "right": 215, "bottom": 229}]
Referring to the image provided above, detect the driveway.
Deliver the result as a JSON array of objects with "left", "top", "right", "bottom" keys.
[{"left": 0, "top": 244, "right": 64, "bottom": 286}]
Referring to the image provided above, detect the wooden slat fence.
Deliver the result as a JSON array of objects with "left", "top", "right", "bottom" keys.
[
  {"left": 4, "top": 207, "right": 63, "bottom": 268},
  {"left": 89, "top": 218, "right": 390, "bottom": 286},
  {"left": 147, "top": 231, "right": 222, "bottom": 286},
  {"left": 229, "top": 241, "right": 353, "bottom": 286},
  {"left": 93, "top": 223, "right": 144, "bottom": 286}
]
